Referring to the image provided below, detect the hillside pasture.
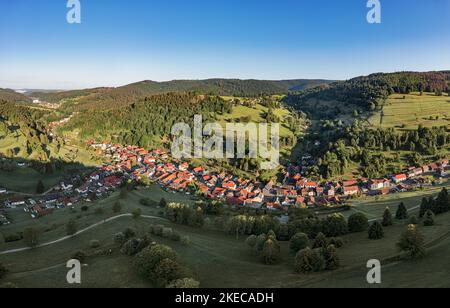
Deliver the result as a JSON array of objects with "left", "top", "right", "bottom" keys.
[{"left": 370, "top": 92, "right": 450, "bottom": 130}]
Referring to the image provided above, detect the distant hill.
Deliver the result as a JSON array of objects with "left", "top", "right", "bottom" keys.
[
  {"left": 29, "top": 78, "right": 334, "bottom": 108},
  {"left": 0, "top": 88, "right": 32, "bottom": 104}
]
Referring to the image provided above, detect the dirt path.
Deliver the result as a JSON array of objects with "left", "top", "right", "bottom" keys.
[{"left": 0, "top": 214, "right": 167, "bottom": 255}]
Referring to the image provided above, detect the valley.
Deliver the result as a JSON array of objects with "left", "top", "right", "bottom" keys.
[{"left": 1, "top": 72, "right": 450, "bottom": 289}]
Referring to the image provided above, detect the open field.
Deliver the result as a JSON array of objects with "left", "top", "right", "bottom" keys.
[
  {"left": 347, "top": 183, "right": 449, "bottom": 220},
  {"left": 2, "top": 185, "right": 450, "bottom": 288},
  {"left": 369, "top": 92, "right": 450, "bottom": 130}
]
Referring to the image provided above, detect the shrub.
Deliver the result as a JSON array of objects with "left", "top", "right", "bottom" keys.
[
  {"left": 167, "top": 278, "right": 200, "bottom": 288},
  {"left": 171, "top": 232, "right": 181, "bottom": 242},
  {"left": 382, "top": 207, "right": 393, "bottom": 227},
  {"left": 153, "top": 258, "right": 183, "bottom": 287},
  {"left": 71, "top": 250, "right": 87, "bottom": 263},
  {"left": 112, "top": 202, "right": 122, "bottom": 213},
  {"left": 423, "top": 210, "right": 435, "bottom": 227},
  {"left": 246, "top": 235, "right": 258, "bottom": 249},
  {"left": 294, "top": 247, "right": 326, "bottom": 273},
  {"left": 322, "top": 245, "right": 340, "bottom": 270},
  {"left": 162, "top": 228, "right": 174, "bottom": 239},
  {"left": 327, "top": 237, "right": 344, "bottom": 248},
  {"left": 324, "top": 214, "right": 348, "bottom": 237},
  {"left": 181, "top": 236, "right": 191, "bottom": 246},
  {"left": 66, "top": 219, "right": 78, "bottom": 236},
  {"left": 81, "top": 206, "right": 89, "bottom": 212},
  {"left": 289, "top": 233, "right": 309, "bottom": 252},
  {"left": 408, "top": 215, "right": 419, "bottom": 225},
  {"left": 114, "top": 232, "right": 126, "bottom": 246},
  {"left": 23, "top": 227, "right": 41, "bottom": 248},
  {"left": 4, "top": 233, "right": 22, "bottom": 243},
  {"left": 123, "top": 227, "right": 136, "bottom": 239},
  {"left": 312, "top": 233, "right": 328, "bottom": 249},
  {"left": 132, "top": 208, "right": 142, "bottom": 220},
  {"left": 153, "top": 225, "right": 164, "bottom": 237},
  {"left": 134, "top": 245, "right": 178, "bottom": 280},
  {"left": 94, "top": 208, "right": 104, "bottom": 215},
  {"left": 90, "top": 240, "right": 101, "bottom": 249},
  {"left": 262, "top": 238, "right": 281, "bottom": 265},
  {"left": 396, "top": 202, "right": 408, "bottom": 220},
  {"left": 368, "top": 221, "right": 384, "bottom": 240},
  {"left": 121, "top": 238, "right": 147, "bottom": 256},
  {"left": 397, "top": 225, "right": 425, "bottom": 258},
  {"left": 348, "top": 213, "right": 369, "bottom": 233}
]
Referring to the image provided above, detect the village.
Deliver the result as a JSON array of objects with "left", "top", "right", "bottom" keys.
[{"left": 0, "top": 140, "right": 449, "bottom": 225}]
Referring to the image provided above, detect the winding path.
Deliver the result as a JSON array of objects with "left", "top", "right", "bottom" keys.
[{"left": 0, "top": 214, "right": 167, "bottom": 255}]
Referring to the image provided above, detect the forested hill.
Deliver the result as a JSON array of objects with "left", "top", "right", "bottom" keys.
[
  {"left": 284, "top": 71, "right": 450, "bottom": 112},
  {"left": 29, "top": 78, "right": 334, "bottom": 108},
  {"left": 61, "top": 92, "right": 232, "bottom": 147},
  {"left": 0, "top": 88, "right": 32, "bottom": 104}
]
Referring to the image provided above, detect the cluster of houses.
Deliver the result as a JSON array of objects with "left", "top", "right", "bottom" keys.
[
  {"left": 88, "top": 141, "right": 450, "bottom": 212},
  {"left": 1, "top": 139, "right": 449, "bottom": 222},
  {"left": 1, "top": 168, "right": 125, "bottom": 220}
]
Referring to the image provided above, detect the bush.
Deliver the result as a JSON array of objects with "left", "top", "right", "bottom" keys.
[
  {"left": 94, "top": 207, "right": 104, "bottom": 215},
  {"left": 262, "top": 238, "right": 281, "bottom": 265},
  {"left": 23, "top": 227, "right": 40, "bottom": 248},
  {"left": 289, "top": 233, "right": 309, "bottom": 252},
  {"left": 368, "top": 221, "right": 384, "bottom": 240},
  {"left": 382, "top": 207, "right": 393, "bottom": 227},
  {"left": 322, "top": 245, "right": 340, "bottom": 270},
  {"left": 114, "top": 232, "right": 126, "bottom": 246},
  {"left": 396, "top": 202, "right": 408, "bottom": 220},
  {"left": 167, "top": 278, "right": 200, "bottom": 288},
  {"left": 327, "top": 237, "right": 344, "bottom": 248},
  {"left": 153, "top": 258, "right": 184, "bottom": 287},
  {"left": 4, "top": 233, "right": 22, "bottom": 243},
  {"left": 171, "top": 232, "right": 181, "bottom": 242},
  {"left": 294, "top": 247, "right": 326, "bottom": 273},
  {"left": 408, "top": 215, "right": 419, "bottom": 225},
  {"left": 66, "top": 219, "right": 78, "bottom": 236},
  {"left": 162, "top": 228, "right": 174, "bottom": 239},
  {"left": 323, "top": 214, "right": 348, "bottom": 237},
  {"left": 181, "top": 236, "right": 191, "bottom": 246},
  {"left": 90, "top": 240, "right": 101, "bottom": 249},
  {"left": 153, "top": 225, "right": 164, "bottom": 237},
  {"left": 348, "top": 213, "right": 369, "bottom": 233},
  {"left": 312, "top": 232, "right": 327, "bottom": 249},
  {"left": 423, "top": 210, "right": 435, "bottom": 227},
  {"left": 71, "top": 250, "right": 87, "bottom": 263},
  {"left": 397, "top": 225, "right": 425, "bottom": 258},
  {"left": 81, "top": 206, "right": 89, "bottom": 212},
  {"left": 134, "top": 245, "right": 178, "bottom": 280},
  {"left": 112, "top": 202, "right": 122, "bottom": 213},
  {"left": 121, "top": 238, "right": 147, "bottom": 256},
  {"left": 246, "top": 235, "right": 258, "bottom": 249},
  {"left": 123, "top": 227, "right": 136, "bottom": 239},
  {"left": 132, "top": 208, "right": 142, "bottom": 220}
]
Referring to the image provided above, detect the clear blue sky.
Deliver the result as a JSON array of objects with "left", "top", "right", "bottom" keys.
[{"left": 1, "top": 0, "right": 449, "bottom": 89}]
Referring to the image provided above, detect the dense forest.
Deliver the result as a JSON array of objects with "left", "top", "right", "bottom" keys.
[
  {"left": 61, "top": 92, "right": 233, "bottom": 147},
  {"left": 303, "top": 120, "right": 449, "bottom": 179},
  {"left": 0, "top": 100, "right": 52, "bottom": 161},
  {"left": 30, "top": 78, "right": 333, "bottom": 109},
  {"left": 284, "top": 71, "right": 450, "bottom": 114}
]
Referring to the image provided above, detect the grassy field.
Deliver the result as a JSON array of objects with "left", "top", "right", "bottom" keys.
[
  {"left": 2, "top": 185, "right": 450, "bottom": 288},
  {"left": 347, "top": 183, "right": 449, "bottom": 220},
  {"left": 369, "top": 92, "right": 450, "bottom": 130}
]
